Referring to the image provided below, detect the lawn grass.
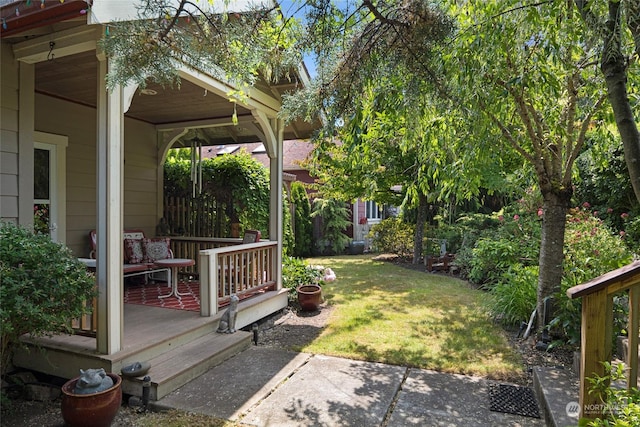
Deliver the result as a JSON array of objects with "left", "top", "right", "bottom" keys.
[{"left": 298, "top": 255, "right": 524, "bottom": 381}]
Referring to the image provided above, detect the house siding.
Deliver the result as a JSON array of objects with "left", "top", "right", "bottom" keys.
[
  {"left": 0, "top": 42, "right": 19, "bottom": 221},
  {"left": 34, "top": 94, "right": 160, "bottom": 257}
]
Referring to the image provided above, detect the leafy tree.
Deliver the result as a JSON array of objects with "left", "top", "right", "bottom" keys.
[
  {"left": 441, "top": 1, "right": 609, "bottom": 331},
  {"left": 572, "top": 0, "right": 640, "bottom": 203},
  {"left": 100, "top": 0, "right": 302, "bottom": 93}
]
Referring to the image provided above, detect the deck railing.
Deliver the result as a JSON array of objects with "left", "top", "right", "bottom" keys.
[
  {"left": 199, "top": 241, "right": 278, "bottom": 316},
  {"left": 567, "top": 261, "right": 640, "bottom": 420},
  {"left": 72, "top": 238, "right": 277, "bottom": 334},
  {"left": 170, "top": 236, "right": 241, "bottom": 278}
]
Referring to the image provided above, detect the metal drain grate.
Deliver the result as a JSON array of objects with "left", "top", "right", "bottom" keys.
[{"left": 488, "top": 383, "right": 540, "bottom": 418}]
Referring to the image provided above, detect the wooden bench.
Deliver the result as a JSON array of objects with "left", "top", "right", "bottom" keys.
[
  {"left": 426, "top": 253, "right": 456, "bottom": 273},
  {"left": 89, "top": 229, "right": 173, "bottom": 281}
]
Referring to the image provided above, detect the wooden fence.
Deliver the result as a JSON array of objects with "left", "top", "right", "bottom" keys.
[{"left": 163, "top": 195, "right": 228, "bottom": 237}]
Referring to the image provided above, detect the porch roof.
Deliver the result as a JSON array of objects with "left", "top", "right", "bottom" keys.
[{"left": 1, "top": 0, "right": 321, "bottom": 146}]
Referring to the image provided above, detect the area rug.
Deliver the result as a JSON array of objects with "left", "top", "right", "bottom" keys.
[
  {"left": 488, "top": 383, "right": 540, "bottom": 418},
  {"left": 124, "top": 281, "right": 200, "bottom": 312}
]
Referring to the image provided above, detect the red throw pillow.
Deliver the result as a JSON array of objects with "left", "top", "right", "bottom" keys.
[
  {"left": 124, "top": 239, "right": 144, "bottom": 264},
  {"left": 142, "top": 238, "right": 170, "bottom": 262}
]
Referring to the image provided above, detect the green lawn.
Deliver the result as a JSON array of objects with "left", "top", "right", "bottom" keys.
[{"left": 297, "top": 255, "right": 524, "bottom": 381}]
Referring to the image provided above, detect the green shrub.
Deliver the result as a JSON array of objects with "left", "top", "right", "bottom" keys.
[
  {"left": 439, "top": 213, "right": 503, "bottom": 254},
  {"left": 282, "top": 257, "right": 325, "bottom": 303},
  {"left": 550, "top": 209, "right": 633, "bottom": 345},
  {"left": 0, "top": 222, "right": 97, "bottom": 375},
  {"left": 488, "top": 265, "right": 538, "bottom": 325},
  {"left": 469, "top": 237, "right": 522, "bottom": 286},
  {"left": 450, "top": 204, "right": 632, "bottom": 344},
  {"left": 580, "top": 362, "right": 640, "bottom": 427},
  {"left": 368, "top": 218, "right": 415, "bottom": 257},
  {"left": 311, "top": 198, "right": 351, "bottom": 255}
]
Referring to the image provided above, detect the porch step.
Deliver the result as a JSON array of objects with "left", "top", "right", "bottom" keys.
[
  {"left": 533, "top": 366, "right": 579, "bottom": 427},
  {"left": 121, "top": 330, "right": 252, "bottom": 401}
]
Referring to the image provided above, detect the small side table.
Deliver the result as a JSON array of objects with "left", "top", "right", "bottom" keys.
[{"left": 154, "top": 258, "right": 195, "bottom": 299}]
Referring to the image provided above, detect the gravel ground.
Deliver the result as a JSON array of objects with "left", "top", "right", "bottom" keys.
[{"left": 1, "top": 262, "right": 572, "bottom": 426}]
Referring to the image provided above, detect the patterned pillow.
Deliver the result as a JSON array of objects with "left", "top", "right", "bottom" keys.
[
  {"left": 142, "top": 238, "right": 171, "bottom": 262},
  {"left": 124, "top": 239, "right": 144, "bottom": 264}
]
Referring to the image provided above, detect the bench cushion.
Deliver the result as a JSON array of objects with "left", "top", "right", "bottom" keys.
[
  {"left": 142, "top": 238, "right": 171, "bottom": 262},
  {"left": 124, "top": 239, "right": 145, "bottom": 264}
]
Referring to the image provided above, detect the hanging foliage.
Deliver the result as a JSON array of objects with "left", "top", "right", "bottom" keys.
[{"left": 164, "top": 148, "right": 269, "bottom": 237}]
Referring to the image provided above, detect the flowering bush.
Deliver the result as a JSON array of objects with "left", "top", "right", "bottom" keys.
[
  {"left": 551, "top": 208, "right": 632, "bottom": 344},
  {"left": 448, "top": 199, "right": 633, "bottom": 343},
  {"left": 282, "top": 257, "right": 325, "bottom": 303}
]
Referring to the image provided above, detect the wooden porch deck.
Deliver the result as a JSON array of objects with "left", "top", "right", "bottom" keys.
[{"left": 13, "top": 289, "right": 288, "bottom": 400}]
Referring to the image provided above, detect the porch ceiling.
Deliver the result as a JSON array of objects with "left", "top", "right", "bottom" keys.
[{"left": 33, "top": 50, "right": 317, "bottom": 145}]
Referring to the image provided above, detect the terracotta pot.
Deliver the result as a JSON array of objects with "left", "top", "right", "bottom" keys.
[
  {"left": 61, "top": 373, "right": 122, "bottom": 427},
  {"left": 297, "top": 284, "right": 322, "bottom": 311}
]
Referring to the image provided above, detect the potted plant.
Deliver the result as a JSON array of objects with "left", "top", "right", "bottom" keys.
[
  {"left": 0, "top": 222, "right": 97, "bottom": 376},
  {"left": 282, "top": 257, "right": 326, "bottom": 311}
]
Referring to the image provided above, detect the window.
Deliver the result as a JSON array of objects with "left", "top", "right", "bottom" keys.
[{"left": 365, "top": 201, "right": 383, "bottom": 221}]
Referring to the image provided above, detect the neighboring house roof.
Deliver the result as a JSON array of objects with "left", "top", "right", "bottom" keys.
[{"left": 202, "top": 140, "right": 315, "bottom": 173}]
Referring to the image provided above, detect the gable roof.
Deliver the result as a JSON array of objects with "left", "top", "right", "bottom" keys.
[{"left": 202, "top": 140, "right": 314, "bottom": 173}]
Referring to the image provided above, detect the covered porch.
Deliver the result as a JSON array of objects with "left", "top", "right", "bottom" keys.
[
  {"left": 1, "top": 0, "right": 316, "bottom": 398},
  {"left": 15, "top": 292, "right": 288, "bottom": 401}
]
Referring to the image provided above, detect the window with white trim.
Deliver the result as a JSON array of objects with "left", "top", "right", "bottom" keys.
[{"left": 365, "top": 201, "right": 383, "bottom": 221}]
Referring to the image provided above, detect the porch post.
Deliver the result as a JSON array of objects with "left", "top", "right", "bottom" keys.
[
  {"left": 269, "top": 120, "right": 284, "bottom": 290},
  {"left": 95, "top": 53, "right": 124, "bottom": 354}
]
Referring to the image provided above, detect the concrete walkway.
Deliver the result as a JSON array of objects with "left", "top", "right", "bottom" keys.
[{"left": 154, "top": 346, "right": 548, "bottom": 426}]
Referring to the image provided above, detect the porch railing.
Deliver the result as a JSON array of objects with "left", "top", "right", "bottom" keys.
[
  {"left": 567, "top": 261, "right": 640, "bottom": 420},
  {"left": 72, "top": 238, "right": 277, "bottom": 335},
  {"left": 199, "top": 241, "right": 278, "bottom": 316},
  {"left": 170, "top": 236, "right": 241, "bottom": 278}
]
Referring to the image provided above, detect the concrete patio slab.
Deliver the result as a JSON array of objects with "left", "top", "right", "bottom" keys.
[
  {"left": 241, "top": 353, "right": 406, "bottom": 426},
  {"left": 154, "top": 347, "right": 311, "bottom": 420},
  {"left": 388, "top": 368, "right": 546, "bottom": 426},
  {"left": 154, "top": 346, "right": 550, "bottom": 426}
]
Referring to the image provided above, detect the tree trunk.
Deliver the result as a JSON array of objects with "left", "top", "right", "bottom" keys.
[
  {"left": 601, "top": 53, "right": 640, "bottom": 204},
  {"left": 413, "top": 192, "right": 428, "bottom": 264},
  {"left": 536, "top": 189, "right": 571, "bottom": 333},
  {"left": 579, "top": 0, "right": 640, "bottom": 204}
]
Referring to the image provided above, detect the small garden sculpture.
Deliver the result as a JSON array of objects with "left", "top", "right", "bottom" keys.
[
  {"left": 216, "top": 294, "right": 239, "bottom": 334},
  {"left": 73, "top": 368, "right": 114, "bottom": 395}
]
